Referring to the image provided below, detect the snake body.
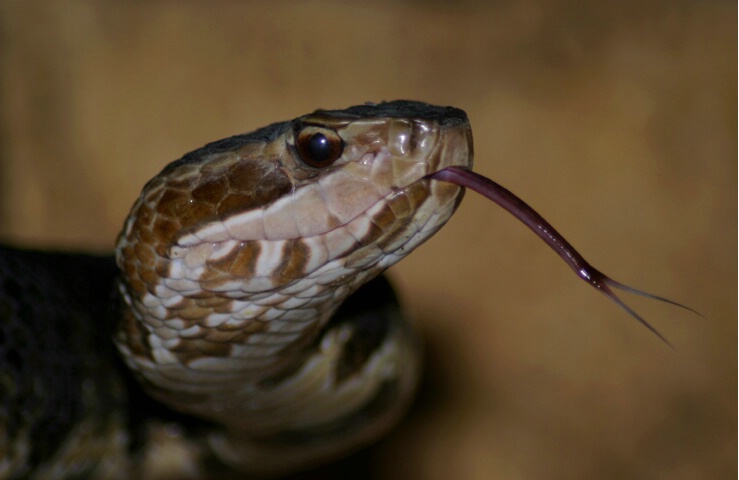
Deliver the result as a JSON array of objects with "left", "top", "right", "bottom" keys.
[{"left": 1, "top": 101, "right": 472, "bottom": 478}]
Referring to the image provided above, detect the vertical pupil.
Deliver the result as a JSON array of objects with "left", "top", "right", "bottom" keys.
[{"left": 308, "top": 133, "right": 330, "bottom": 161}]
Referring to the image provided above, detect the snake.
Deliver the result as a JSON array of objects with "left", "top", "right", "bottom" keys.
[{"left": 0, "top": 100, "right": 689, "bottom": 479}]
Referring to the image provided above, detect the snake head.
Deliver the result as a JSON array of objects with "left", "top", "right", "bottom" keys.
[{"left": 116, "top": 101, "right": 474, "bottom": 303}]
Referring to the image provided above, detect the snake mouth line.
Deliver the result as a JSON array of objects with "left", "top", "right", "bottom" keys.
[{"left": 427, "top": 166, "right": 698, "bottom": 346}]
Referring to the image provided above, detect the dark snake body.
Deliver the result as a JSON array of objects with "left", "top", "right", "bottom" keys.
[
  {"left": 0, "top": 248, "right": 128, "bottom": 477},
  {"left": 0, "top": 247, "right": 406, "bottom": 478}
]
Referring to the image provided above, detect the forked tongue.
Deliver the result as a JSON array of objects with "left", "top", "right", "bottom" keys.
[{"left": 429, "top": 166, "right": 698, "bottom": 347}]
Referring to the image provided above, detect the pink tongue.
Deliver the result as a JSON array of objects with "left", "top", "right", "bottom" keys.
[{"left": 429, "top": 166, "right": 697, "bottom": 346}]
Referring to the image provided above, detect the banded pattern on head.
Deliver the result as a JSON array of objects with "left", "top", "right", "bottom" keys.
[{"left": 114, "top": 101, "right": 473, "bottom": 472}]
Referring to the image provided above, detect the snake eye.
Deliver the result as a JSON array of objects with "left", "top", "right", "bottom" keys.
[{"left": 295, "top": 126, "right": 344, "bottom": 168}]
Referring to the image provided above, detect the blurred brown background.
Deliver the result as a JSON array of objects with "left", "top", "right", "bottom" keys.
[{"left": 0, "top": 1, "right": 735, "bottom": 479}]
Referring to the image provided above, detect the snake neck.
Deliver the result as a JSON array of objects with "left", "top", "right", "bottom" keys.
[{"left": 114, "top": 235, "right": 388, "bottom": 419}]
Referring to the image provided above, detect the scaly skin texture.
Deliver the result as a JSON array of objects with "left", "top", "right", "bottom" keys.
[
  {"left": 0, "top": 249, "right": 130, "bottom": 479},
  {"left": 114, "top": 101, "right": 473, "bottom": 474}
]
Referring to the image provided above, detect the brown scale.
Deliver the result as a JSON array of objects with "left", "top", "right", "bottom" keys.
[
  {"left": 195, "top": 294, "right": 238, "bottom": 309},
  {"left": 117, "top": 308, "right": 154, "bottom": 361},
  {"left": 169, "top": 303, "right": 212, "bottom": 321},
  {"left": 274, "top": 240, "right": 311, "bottom": 284},
  {"left": 226, "top": 243, "right": 261, "bottom": 278},
  {"left": 215, "top": 319, "right": 269, "bottom": 335},
  {"left": 171, "top": 337, "right": 232, "bottom": 361}
]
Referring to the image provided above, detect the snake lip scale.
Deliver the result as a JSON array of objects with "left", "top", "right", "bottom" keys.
[{"left": 0, "top": 100, "right": 690, "bottom": 479}]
